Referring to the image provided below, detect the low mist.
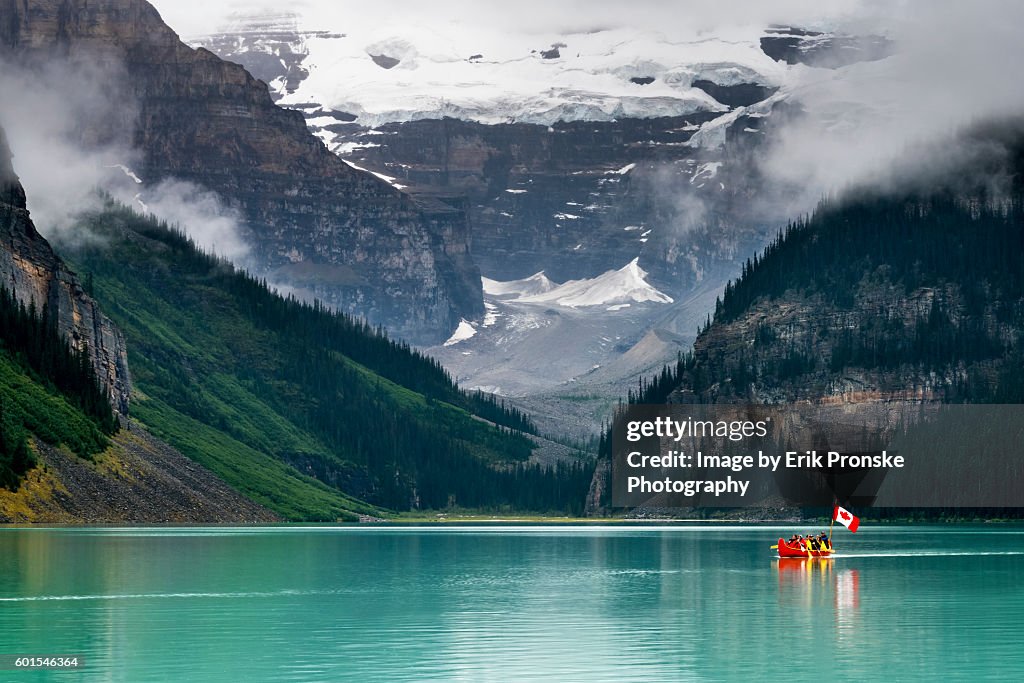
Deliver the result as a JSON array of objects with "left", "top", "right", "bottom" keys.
[
  {"left": 761, "top": 0, "right": 1024, "bottom": 211},
  {"left": 0, "top": 59, "right": 136, "bottom": 243},
  {"left": 0, "top": 57, "right": 251, "bottom": 264},
  {"left": 133, "top": 179, "right": 251, "bottom": 263}
]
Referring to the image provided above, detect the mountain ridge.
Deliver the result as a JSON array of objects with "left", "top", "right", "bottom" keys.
[
  {"left": 1, "top": 122, "right": 280, "bottom": 521},
  {"left": 60, "top": 200, "right": 593, "bottom": 518},
  {"left": 585, "top": 119, "right": 1024, "bottom": 515},
  {"left": 0, "top": 0, "right": 482, "bottom": 343}
]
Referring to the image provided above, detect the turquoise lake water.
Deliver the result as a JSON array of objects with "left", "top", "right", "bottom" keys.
[{"left": 1, "top": 525, "right": 1022, "bottom": 681}]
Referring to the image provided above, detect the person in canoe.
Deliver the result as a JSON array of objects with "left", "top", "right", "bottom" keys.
[
  {"left": 774, "top": 532, "right": 835, "bottom": 557},
  {"left": 775, "top": 507, "right": 859, "bottom": 557}
]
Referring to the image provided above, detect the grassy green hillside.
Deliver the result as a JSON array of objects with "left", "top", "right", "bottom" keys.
[
  {"left": 0, "top": 351, "right": 105, "bottom": 489},
  {"left": 63, "top": 202, "right": 592, "bottom": 519}
]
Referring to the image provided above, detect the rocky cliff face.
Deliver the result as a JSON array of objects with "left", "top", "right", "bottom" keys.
[
  {"left": 320, "top": 107, "right": 781, "bottom": 291},
  {"left": 0, "top": 0, "right": 481, "bottom": 343},
  {"left": 0, "top": 127, "right": 131, "bottom": 414},
  {"left": 682, "top": 286, "right": 975, "bottom": 405},
  {"left": 586, "top": 288, "right": 1003, "bottom": 516},
  {"left": 583, "top": 116, "right": 1024, "bottom": 512},
  {"left": 193, "top": 15, "right": 816, "bottom": 292},
  {"left": 760, "top": 26, "right": 893, "bottom": 68}
]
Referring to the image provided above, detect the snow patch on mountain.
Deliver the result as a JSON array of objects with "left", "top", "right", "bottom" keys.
[
  {"left": 482, "top": 272, "right": 558, "bottom": 299},
  {"left": 342, "top": 159, "right": 407, "bottom": 190},
  {"left": 191, "top": 13, "right": 794, "bottom": 128},
  {"left": 444, "top": 319, "right": 477, "bottom": 346},
  {"left": 686, "top": 91, "right": 788, "bottom": 149},
  {"left": 685, "top": 62, "right": 769, "bottom": 87},
  {"left": 513, "top": 258, "right": 674, "bottom": 308},
  {"left": 108, "top": 164, "right": 143, "bottom": 184},
  {"left": 691, "top": 162, "right": 723, "bottom": 184},
  {"left": 483, "top": 302, "right": 502, "bottom": 327}
]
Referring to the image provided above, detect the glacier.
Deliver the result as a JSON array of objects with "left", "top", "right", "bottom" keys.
[{"left": 489, "top": 258, "right": 674, "bottom": 309}]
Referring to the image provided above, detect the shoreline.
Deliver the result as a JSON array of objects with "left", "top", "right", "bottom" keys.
[{"left": 3, "top": 516, "right": 1022, "bottom": 528}]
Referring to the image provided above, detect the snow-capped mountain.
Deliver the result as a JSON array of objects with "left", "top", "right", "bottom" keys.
[
  {"left": 185, "top": 11, "right": 892, "bottom": 154},
  {"left": 499, "top": 259, "right": 675, "bottom": 309},
  {"left": 482, "top": 272, "right": 558, "bottom": 299},
  {"left": 185, "top": 7, "right": 895, "bottom": 406},
  {"left": 191, "top": 15, "right": 793, "bottom": 132},
  {"left": 431, "top": 259, "right": 696, "bottom": 414},
  {"left": 186, "top": 10, "right": 891, "bottom": 288}
]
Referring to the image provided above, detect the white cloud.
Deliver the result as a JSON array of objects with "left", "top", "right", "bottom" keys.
[
  {"left": 0, "top": 59, "right": 137, "bottom": 240},
  {"left": 150, "top": 0, "right": 862, "bottom": 40},
  {"left": 762, "top": 0, "right": 1024, "bottom": 208},
  {"left": 0, "top": 57, "right": 250, "bottom": 264}
]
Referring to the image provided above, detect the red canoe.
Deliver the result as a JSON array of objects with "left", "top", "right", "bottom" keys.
[{"left": 776, "top": 537, "right": 835, "bottom": 558}]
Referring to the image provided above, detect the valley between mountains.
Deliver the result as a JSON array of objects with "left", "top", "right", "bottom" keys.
[{"left": 1, "top": 0, "right": 1022, "bottom": 521}]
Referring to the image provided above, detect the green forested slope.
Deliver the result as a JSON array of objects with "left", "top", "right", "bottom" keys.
[
  {"left": 63, "top": 203, "right": 592, "bottom": 519},
  {"left": 590, "top": 124, "right": 1024, "bottom": 515},
  {"left": 685, "top": 193, "right": 1024, "bottom": 401},
  {"left": 0, "top": 287, "right": 118, "bottom": 490}
]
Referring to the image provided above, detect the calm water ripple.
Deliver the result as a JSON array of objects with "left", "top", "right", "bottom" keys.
[{"left": 0, "top": 525, "right": 1022, "bottom": 681}]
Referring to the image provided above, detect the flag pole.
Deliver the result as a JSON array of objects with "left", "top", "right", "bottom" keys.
[{"left": 828, "top": 503, "right": 836, "bottom": 543}]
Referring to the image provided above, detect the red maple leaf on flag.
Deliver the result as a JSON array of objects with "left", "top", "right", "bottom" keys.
[{"left": 834, "top": 505, "right": 860, "bottom": 533}]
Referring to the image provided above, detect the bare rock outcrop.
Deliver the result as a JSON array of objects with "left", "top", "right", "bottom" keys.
[{"left": 0, "top": 126, "right": 131, "bottom": 414}]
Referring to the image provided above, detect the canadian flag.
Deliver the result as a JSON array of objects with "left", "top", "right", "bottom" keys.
[{"left": 833, "top": 506, "right": 860, "bottom": 533}]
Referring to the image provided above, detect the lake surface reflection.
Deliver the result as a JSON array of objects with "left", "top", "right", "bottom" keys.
[{"left": 1, "top": 525, "right": 1022, "bottom": 681}]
